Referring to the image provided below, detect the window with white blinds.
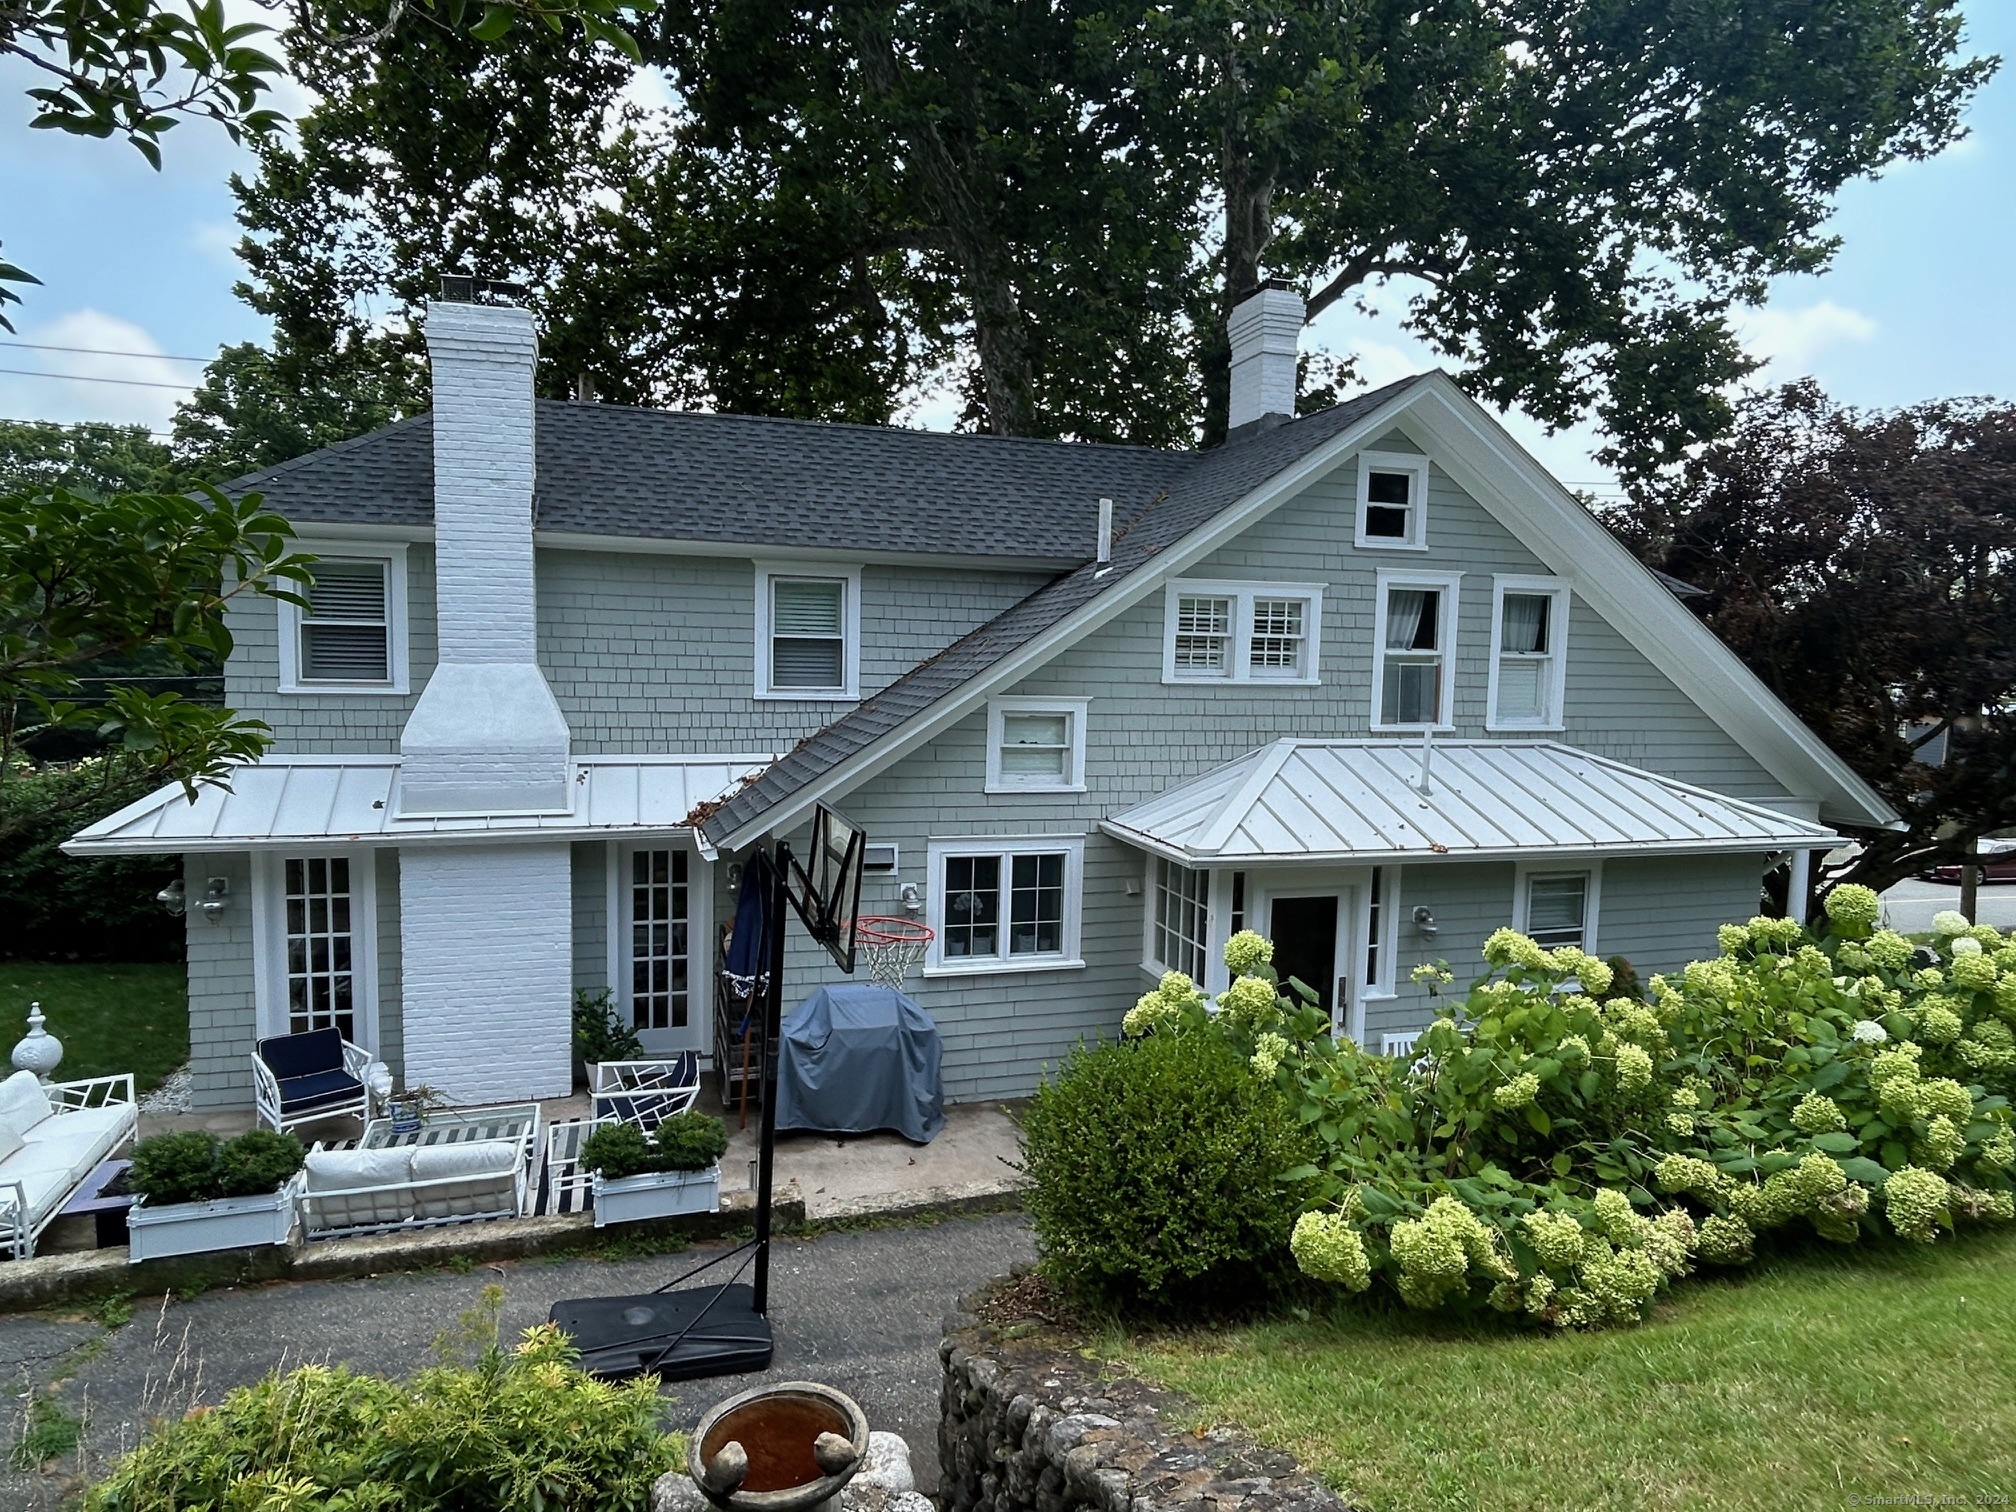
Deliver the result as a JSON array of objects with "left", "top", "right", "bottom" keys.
[
  {"left": 756, "top": 565, "right": 860, "bottom": 697},
  {"left": 1163, "top": 580, "right": 1324, "bottom": 684},
  {"left": 280, "top": 549, "right": 406, "bottom": 692}
]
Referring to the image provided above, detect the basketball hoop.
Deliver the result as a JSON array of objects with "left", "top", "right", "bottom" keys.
[{"left": 856, "top": 916, "right": 934, "bottom": 988}]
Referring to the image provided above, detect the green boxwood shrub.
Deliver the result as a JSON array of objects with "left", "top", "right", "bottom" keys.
[
  {"left": 129, "top": 1129, "right": 303, "bottom": 1205},
  {"left": 84, "top": 1290, "right": 678, "bottom": 1509},
  {"left": 572, "top": 987, "right": 643, "bottom": 1066},
  {"left": 1020, "top": 1027, "right": 1316, "bottom": 1314},
  {"left": 1110, "top": 888, "right": 2016, "bottom": 1329},
  {"left": 580, "top": 1112, "right": 727, "bottom": 1178}
]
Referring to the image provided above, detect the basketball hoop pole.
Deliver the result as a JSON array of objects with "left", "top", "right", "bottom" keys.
[{"left": 752, "top": 839, "right": 791, "bottom": 1316}]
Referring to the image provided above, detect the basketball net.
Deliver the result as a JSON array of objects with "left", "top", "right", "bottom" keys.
[{"left": 855, "top": 916, "right": 933, "bottom": 989}]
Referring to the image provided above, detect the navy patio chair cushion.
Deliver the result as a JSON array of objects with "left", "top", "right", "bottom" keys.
[
  {"left": 275, "top": 1066, "right": 365, "bottom": 1115},
  {"left": 257, "top": 1028, "right": 346, "bottom": 1081}
]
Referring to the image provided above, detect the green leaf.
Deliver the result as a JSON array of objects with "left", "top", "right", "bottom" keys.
[
  {"left": 470, "top": 5, "right": 516, "bottom": 40},
  {"left": 1839, "top": 1157, "right": 1891, "bottom": 1184},
  {"left": 1550, "top": 1152, "right": 1572, "bottom": 1176},
  {"left": 1811, "top": 1131, "right": 1858, "bottom": 1154},
  {"left": 1882, "top": 1140, "right": 1910, "bottom": 1171},
  {"left": 1525, "top": 1104, "right": 1552, "bottom": 1135}
]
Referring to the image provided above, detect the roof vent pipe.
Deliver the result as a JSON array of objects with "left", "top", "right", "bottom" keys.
[
  {"left": 574, "top": 373, "right": 597, "bottom": 402},
  {"left": 1097, "top": 497, "right": 1113, "bottom": 564}
]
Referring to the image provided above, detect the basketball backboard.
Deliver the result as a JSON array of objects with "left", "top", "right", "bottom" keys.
[{"left": 783, "top": 803, "right": 866, "bottom": 974}]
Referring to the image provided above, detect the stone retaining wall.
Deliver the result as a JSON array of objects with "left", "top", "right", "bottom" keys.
[{"left": 938, "top": 1282, "right": 1355, "bottom": 1512}]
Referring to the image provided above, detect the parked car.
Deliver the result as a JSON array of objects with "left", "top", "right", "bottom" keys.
[{"left": 1921, "top": 839, "right": 2016, "bottom": 885}]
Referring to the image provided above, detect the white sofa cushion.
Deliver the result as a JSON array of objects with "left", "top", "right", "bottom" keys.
[
  {"left": 409, "top": 1140, "right": 521, "bottom": 1181},
  {"left": 304, "top": 1147, "right": 412, "bottom": 1192},
  {"left": 0, "top": 1121, "right": 23, "bottom": 1165},
  {"left": 0, "top": 1072, "right": 52, "bottom": 1135},
  {"left": 4, "top": 1104, "right": 133, "bottom": 1227}
]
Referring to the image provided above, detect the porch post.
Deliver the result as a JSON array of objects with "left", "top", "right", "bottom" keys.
[{"left": 1787, "top": 848, "right": 1814, "bottom": 924}]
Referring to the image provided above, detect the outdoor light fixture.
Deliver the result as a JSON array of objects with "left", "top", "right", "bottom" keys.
[
  {"left": 899, "top": 882, "right": 923, "bottom": 915},
  {"left": 156, "top": 879, "right": 187, "bottom": 917},
  {"left": 1412, "top": 904, "right": 1439, "bottom": 938},
  {"left": 197, "top": 877, "right": 232, "bottom": 919}
]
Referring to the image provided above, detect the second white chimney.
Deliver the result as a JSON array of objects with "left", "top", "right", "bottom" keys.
[{"left": 1226, "top": 280, "right": 1306, "bottom": 431}]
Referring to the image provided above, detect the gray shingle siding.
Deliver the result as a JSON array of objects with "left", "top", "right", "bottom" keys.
[{"left": 185, "top": 853, "right": 257, "bottom": 1111}]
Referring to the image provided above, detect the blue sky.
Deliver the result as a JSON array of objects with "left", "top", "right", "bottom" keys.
[{"left": 2, "top": 4, "right": 2012, "bottom": 495}]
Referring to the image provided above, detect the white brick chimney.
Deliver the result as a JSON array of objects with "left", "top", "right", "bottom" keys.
[
  {"left": 395, "top": 294, "right": 573, "bottom": 1104},
  {"left": 1226, "top": 280, "right": 1306, "bottom": 431},
  {"left": 398, "top": 298, "right": 571, "bottom": 816}
]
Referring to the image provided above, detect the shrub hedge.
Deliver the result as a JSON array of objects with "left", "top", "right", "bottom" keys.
[
  {"left": 0, "top": 759, "right": 182, "bottom": 962},
  {"left": 1020, "top": 1027, "right": 1316, "bottom": 1314},
  {"left": 579, "top": 1111, "right": 728, "bottom": 1178},
  {"left": 1069, "top": 886, "right": 2014, "bottom": 1327},
  {"left": 128, "top": 1129, "right": 304, "bottom": 1205}
]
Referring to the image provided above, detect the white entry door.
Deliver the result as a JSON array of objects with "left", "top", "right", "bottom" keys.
[{"left": 610, "top": 843, "right": 709, "bottom": 1055}]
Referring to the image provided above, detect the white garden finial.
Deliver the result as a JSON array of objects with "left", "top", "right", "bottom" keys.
[{"left": 11, "top": 1003, "right": 63, "bottom": 1084}]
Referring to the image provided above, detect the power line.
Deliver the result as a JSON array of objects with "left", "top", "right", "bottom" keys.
[
  {"left": 0, "top": 367, "right": 196, "bottom": 391},
  {"left": 0, "top": 340, "right": 211, "bottom": 364}
]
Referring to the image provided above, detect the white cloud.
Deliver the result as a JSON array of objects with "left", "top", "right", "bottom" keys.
[
  {"left": 1734, "top": 300, "right": 1878, "bottom": 375},
  {"left": 0, "top": 309, "right": 198, "bottom": 430},
  {"left": 189, "top": 220, "right": 243, "bottom": 268}
]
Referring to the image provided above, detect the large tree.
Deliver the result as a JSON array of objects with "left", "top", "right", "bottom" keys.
[
  {"left": 199, "top": 0, "right": 1991, "bottom": 466},
  {"left": 1610, "top": 380, "right": 2016, "bottom": 899}
]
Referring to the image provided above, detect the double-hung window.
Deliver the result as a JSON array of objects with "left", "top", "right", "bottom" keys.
[
  {"left": 755, "top": 563, "right": 861, "bottom": 699},
  {"left": 1515, "top": 865, "right": 1601, "bottom": 951},
  {"left": 926, "top": 837, "right": 1085, "bottom": 974},
  {"left": 986, "top": 698, "right": 1089, "bottom": 793},
  {"left": 1355, "top": 452, "right": 1431, "bottom": 550},
  {"left": 279, "top": 547, "right": 408, "bottom": 693},
  {"left": 1489, "top": 576, "right": 1569, "bottom": 730},
  {"left": 1163, "top": 580, "right": 1324, "bottom": 685},
  {"left": 1146, "top": 858, "right": 1209, "bottom": 981},
  {"left": 1372, "top": 570, "right": 1460, "bottom": 728}
]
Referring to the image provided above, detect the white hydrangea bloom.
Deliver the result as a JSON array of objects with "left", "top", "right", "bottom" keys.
[
  {"left": 1851, "top": 1019, "right": 1888, "bottom": 1045},
  {"left": 1931, "top": 910, "right": 1971, "bottom": 937}
]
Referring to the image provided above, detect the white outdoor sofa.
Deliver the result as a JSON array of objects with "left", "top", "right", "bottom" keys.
[
  {"left": 0, "top": 1069, "right": 138, "bottom": 1259},
  {"left": 298, "top": 1140, "right": 528, "bottom": 1240}
]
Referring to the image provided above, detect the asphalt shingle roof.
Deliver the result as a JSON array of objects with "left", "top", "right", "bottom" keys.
[
  {"left": 697, "top": 376, "right": 1433, "bottom": 843},
  {"left": 230, "top": 401, "right": 1193, "bottom": 562}
]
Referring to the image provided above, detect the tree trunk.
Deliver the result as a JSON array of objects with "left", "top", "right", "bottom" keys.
[
  {"left": 1203, "top": 122, "right": 1276, "bottom": 445},
  {"left": 845, "top": 7, "right": 1039, "bottom": 436}
]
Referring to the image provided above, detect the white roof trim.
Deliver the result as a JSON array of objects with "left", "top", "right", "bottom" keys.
[
  {"left": 1102, "top": 740, "right": 1838, "bottom": 865},
  {"left": 62, "top": 753, "right": 776, "bottom": 855}
]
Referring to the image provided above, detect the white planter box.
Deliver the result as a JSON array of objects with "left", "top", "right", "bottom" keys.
[
  {"left": 590, "top": 1165, "right": 721, "bottom": 1227},
  {"left": 126, "top": 1178, "right": 301, "bottom": 1263}
]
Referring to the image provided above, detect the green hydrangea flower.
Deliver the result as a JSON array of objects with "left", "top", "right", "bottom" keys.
[
  {"left": 1920, "top": 1077, "right": 1973, "bottom": 1124},
  {"left": 1483, "top": 927, "right": 1550, "bottom": 971},
  {"left": 1717, "top": 924, "right": 1749, "bottom": 955},
  {"left": 1792, "top": 1092, "right": 1847, "bottom": 1135},
  {"left": 1290, "top": 1211, "right": 1371, "bottom": 1290},
  {"left": 1654, "top": 1155, "right": 1721, "bottom": 1195},
  {"left": 1916, "top": 1002, "right": 1965, "bottom": 1044},
  {"left": 1592, "top": 1188, "right": 1645, "bottom": 1246},
  {"left": 1493, "top": 1072, "right": 1541, "bottom": 1110},
  {"left": 1824, "top": 884, "right": 1882, "bottom": 934},
  {"left": 1917, "top": 1115, "right": 1966, "bottom": 1172},
  {"left": 1697, "top": 1214, "right": 1755, "bottom": 1265},
  {"left": 1522, "top": 1209, "right": 1586, "bottom": 1270},
  {"left": 1249, "top": 1031, "right": 1291, "bottom": 1078},
  {"left": 1976, "top": 1125, "right": 2015, "bottom": 1170},
  {"left": 1835, "top": 942, "right": 1872, "bottom": 972},
  {"left": 1883, "top": 1166, "right": 1950, "bottom": 1243},
  {"left": 1866, "top": 930, "right": 1915, "bottom": 972},
  {"left": 1223, "top": 929, "right": 1274, "bottom": 976},
  {"left": 1558, "top": 1034, "right": 1591, "bottom": 1064},
  {"left": 1665, "top": 1113, "right": 1695, "bottom": 1136},
  {"left": 1552, "top": 949, "right": 1613, "bottom": 995},
  {"left": 1748, "top": 915, "right": 1803, "bottom": 948},
  {"left": 1951, "top": 952, "right": 1999, "bottom": 992},
  {"left": 1216, "top": 974, "right": 1282, "bottom": 1033},
  {"left": 1613, "top": 1042, "right": 1654, "bottom": 1092},
  {"left": 1524, "top": 1274, "right": 1557, "bottom": 1316},
  {"left": 1950, "top": 935, "right": 1985, "bottom": 958}
]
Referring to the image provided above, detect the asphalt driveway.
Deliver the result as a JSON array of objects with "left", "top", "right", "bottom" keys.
[{"left": 0, "top": 1211, "right": 1034, "bottom": 1510}]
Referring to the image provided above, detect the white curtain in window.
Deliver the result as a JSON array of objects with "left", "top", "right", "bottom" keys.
[
  {"left": 1385, "top": 589, "right": 1432, "bottom": 649},
  {"left": 1501, "top": 593, "right": 1548, "bottom": 654}
]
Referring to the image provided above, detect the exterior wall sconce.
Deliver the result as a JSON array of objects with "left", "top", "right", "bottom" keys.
[
  {"left": 1411, "top": 904, "right": 1439, "bottom": 938},
  {"left": 198, "top": 877, "right": 232, "bottom": 919},
  {"left": 157, "top": 879, "right": 187, "bottom": 916},
  {"left": 899, "top": 882, "right": 923, "bottom": 915}
]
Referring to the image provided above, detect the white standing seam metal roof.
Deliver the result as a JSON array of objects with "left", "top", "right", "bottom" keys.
[
  {"left": 61, "top": 755, "right": 775, "bottom": 855},
  {"left": 1102, "top": 740, "right": 1838, "bottom": 865}
]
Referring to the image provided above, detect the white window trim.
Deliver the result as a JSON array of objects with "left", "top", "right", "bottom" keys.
[
  {"left": 1161, "top": 579, "right": 1326, "bottom": 686},
  {"left": 1371, "top": 568, "right": 1462, "bottom": 731},
  {"left": 923, "top": 834, "right": 1085, "bottom": 977},
  {"left": 250, "top": 850, "right": 381, "bottom": 1053},
  {"left": 985, "top": 697, "right": 1090, "bottom": 795},
  {"left": 1354, "top": 450, "right": 1432, "bottom": 551},
  {"left": 1141, "top": 854, "right": 1211, "bottom": 982},
  {"left": 1511, "top": 860, "right": 1603, "bottom": 954},
  {"left": 277, "top": 543, "right": 410, "bottom": 695},
  {"left": 1487, "top": 574, "right": 1571, "bottom": 732},
  {"left": 604, "top": 840, "right": 713, "bottom": 1053},
  {"left": 753, "top": 561, "right": 862, "bottom": 701}
]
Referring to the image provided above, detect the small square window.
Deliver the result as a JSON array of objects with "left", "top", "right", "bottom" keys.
[
  {"left": 986, "top": 699, "right": 1089, "bottom": 793},
  {"left": 756, "top": 564, "right": 860, "bottom": 699},
  {"left": 1356, "top": 452, "right": 1431, "bottom": 550},
  {"left": 1525, "top": 872, "right": 1589, "bottom": 948},
  {"left": 279, "top": 547, "right": 408, "bottom": 693}
]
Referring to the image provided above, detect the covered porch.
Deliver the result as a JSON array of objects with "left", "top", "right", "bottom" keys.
[{"left": 1104, "top": 738, "right": 1838, "bottom": 1048}]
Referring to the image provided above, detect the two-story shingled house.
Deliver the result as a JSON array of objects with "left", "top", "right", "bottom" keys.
[{"left": 66, "top": 285, "right": 1897, "bottom": 1113}]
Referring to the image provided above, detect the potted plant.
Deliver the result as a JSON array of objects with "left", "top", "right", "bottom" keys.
[
  {"left": 382, "top": 1081, "right": 450, "bottom": 1136},
  {"left": 573, "top": 987, "right": 644, "bottom": 1089},
  {"left": 581, "top": 1113, "right": 728, "bottom": 1226},
  {"left": 125, "top": 1129, "right": 305, "bottom": 1262}
]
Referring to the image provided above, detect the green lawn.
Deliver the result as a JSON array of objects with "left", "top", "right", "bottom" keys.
[
  {"left": 0, "top": 962, "right": 187, "bottom": 1094},
  {"left": 1119, "top": 1227, "right": 2016, "bottom": 1512}
]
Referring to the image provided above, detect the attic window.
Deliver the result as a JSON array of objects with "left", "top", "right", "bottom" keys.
[
  {"left": 1355, "top": 452, "right": 1431, "bottom": 550},
  {"left": 755, "top": 563, "right": 861, "bottom": 700},
  {"left": 279, "top": 547, "right": 409, "bottom": 694}
]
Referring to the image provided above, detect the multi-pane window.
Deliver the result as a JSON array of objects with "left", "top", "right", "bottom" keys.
[
  {"left": 768, "top": 576, "right": 848, "bottom": 692},
  {"left": 1165, "top": 581, "right": 1323, "bottom": 684},
  {"left": 1491, "top": 579, "right": 1568, "bottom": 729},
  {"left": 987, "top": 700, "right": 1088, "bottom": 793},
  {"left": 1525, "top": 872, "right": 1589, "bottom": 948},
  {"left": 1152, "top": 859, "right": 1209, "bottom": 981},
  {"left": 1357, "top": 453, "right": 1430, "bottom": 549},
  {"left": 284, "top": 857, "right": 356, "bottom": 1038},
  {"left": 297, "top": 561, "right": 391, "bottom": 683},
  {"left": 629, "top": 848, "right": 690, "bottom": 1031},
  {"left": 1375, "top": 576, "right": 1456, "bottom": 727},
  {"left": 930, "top": 840, "right": 1082, "bottom": 970}
]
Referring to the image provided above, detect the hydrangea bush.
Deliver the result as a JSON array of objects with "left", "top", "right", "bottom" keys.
[{"left": 1120, "top": 887, "right": 2014, "bottom": 1328}]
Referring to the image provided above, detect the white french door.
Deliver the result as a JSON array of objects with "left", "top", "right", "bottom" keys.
[
  {"left": 251, "top": 851, "right": 380, "bottom": 1053},
  {"left": 608, "top": 843, "right": 709, "bottom": 1055}
]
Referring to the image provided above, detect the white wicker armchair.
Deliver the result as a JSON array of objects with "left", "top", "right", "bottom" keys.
[
  {"left": 590, "top": 1054, "right": 701, "bottom": 1131},
  {"left": 251, "top": 1028, "right": 377, "bottom": 1133}
]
